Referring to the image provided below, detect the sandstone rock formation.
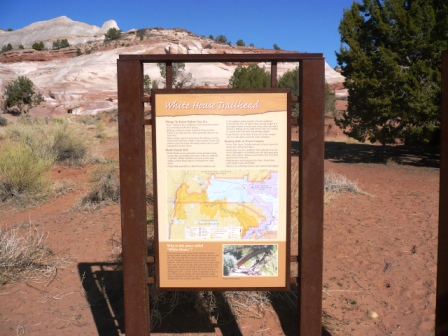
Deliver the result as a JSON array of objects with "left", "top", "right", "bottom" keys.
[
  {"left": 0, "top": 17, "right": 345, "bottom": 116},
  {"left": 0, "top": 16, "right": 119, "bottom": 49}
]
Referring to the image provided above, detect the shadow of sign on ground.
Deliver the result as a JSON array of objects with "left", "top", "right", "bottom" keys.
[
  {"left": 292, "top": 141, "right": 440, "bottom": 168},
  {"left": 269, "top": 287, "right": 331, "bottom": 336},
  {"left": 78, "top": 263, "right": 334, "bottom": 335},
  {"left": 76, "top": 263, "right": 250, "bottom": 335},
  {"left": 77, "top": 262, "right": 125, "bottom": 336}
]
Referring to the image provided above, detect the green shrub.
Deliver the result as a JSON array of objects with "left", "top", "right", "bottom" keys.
[
  {"left": 144, "top": 75, "right": 152, "bottom": 95},
  {"left": 52, "top": 39, "right": 69, "bottom": 50},
  {"left": 0, "top": 116, "right": 8, "bottom": 127},
  {"left": 236, "top": 39, "right": 245, "bottom": 47},
  {"left": 2, "top": 76, "right": 44, "bottom": 114},
  {"left": 1, "top": 43, "right": 12, "bottom": 53},
  {"left": 278, "top": 66, "right": 300, "bottom": 117},
  {"left": 136, "top": 29, "right": 146, "bottom": 41},
  {"left": 104, "top": 28, "right": 121, "bottom": 41},
  {"left": 51, "top": 124, "right": 91, "bottom": 164},
  {"left": 214, "top": 35, "right": 227, "bottom": 44},
  {"left": 18, "top": 44, "right": 24, "bottom": 50},
  {"left": 32, "top": 41, "right": 44, "bottom": 51},
  {"left": 229, "top": 64, "right": 270, "bottom": 89}
]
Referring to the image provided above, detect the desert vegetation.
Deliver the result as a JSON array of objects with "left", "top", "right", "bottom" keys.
[
  {"left": 0, "top": 114, "right": 99, "bottom": 207},
  {"left": 80, "top": 163, "right": 120, "bottom": 210},
  {"left": 0, "top": 9, "right": 442, "bottom": 333},
  {"left": 145, "top": 62, "right": 194, "bottom": 89},
  {"left": 136, "top": 28, "right": 146, "bottom": 41},
  {"left": 236, "top": 39, "right": 245, "bottom": 47},
  {"left": 337, "top": 0, "right": 447, "bottom": 145},
  {"left": 1, "top": 43, "right": 12, "bottom": 53},
  {"left": 0, "top": 111, "right": 115, "bottom": 287},
  {"left": 31, "top": 41, "right": 45, "bottom": 51},
  {"left": 52, "top": 38, "right": 69, "bottom": 50},
  {"left": 104, "top": 27, "right": 122, "bottom": 41},
  {"left": 0, "top": 102, "right": 365, "bottom": 330},
  {"left": 228, "top": 64, "right": 336, "bottom": 117},
  {"left": 2, "top": 76, "right": 44, "bottom": 115},
  {"left": 214, "top": 34, "right": 228, "bottom": 44},
  {"left": 0, "top": 221, "right": 70, "bottom": 286}
]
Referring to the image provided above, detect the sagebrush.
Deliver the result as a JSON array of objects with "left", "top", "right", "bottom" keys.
[
  {"left": 80, "top": 164, "right": 120, "bottom": 209},
  {"left": 0, "top": 223, "right": 67, "bottom": 285},
  {"left": 0, "top": 140, "right": 53, "bottom": 204}
]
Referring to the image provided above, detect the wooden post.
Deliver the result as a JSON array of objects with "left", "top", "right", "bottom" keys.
[
  {"left": 436, "top": 50, "right": 448, "bottom": 335},
  {"left": 166, "top": 61, "right": 173, "bottom": 89},
  {"left": 117, "top": 59, "right": 150, "bottom": 335},
  {"left": 298, "top": 58, "right": 325, "bottom": 335}
]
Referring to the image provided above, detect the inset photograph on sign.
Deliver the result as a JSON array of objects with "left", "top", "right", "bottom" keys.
[
  {"left": 153, "top": 89, "right": 291, "bottom": 291},
  {"left": 223, "top": 244, "right": 278, "bottom": 277}
]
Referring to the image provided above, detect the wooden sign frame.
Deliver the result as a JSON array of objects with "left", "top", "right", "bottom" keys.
[
  {"left": 117, "top": 53, "right": 325, "bottom": 335},
  {"left": 151, "top": 89, "right": 291, "bottom": 291}
]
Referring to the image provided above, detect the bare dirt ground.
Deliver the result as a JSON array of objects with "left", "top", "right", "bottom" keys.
[{"left": 0, "top": 119, "right": 440, "bottom": 335}]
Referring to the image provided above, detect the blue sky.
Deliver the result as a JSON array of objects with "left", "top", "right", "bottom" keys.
[{"left": 0, "top": 0, "right": 355, "bottom": 67}]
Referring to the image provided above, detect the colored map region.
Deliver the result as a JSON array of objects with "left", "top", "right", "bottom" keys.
[{"left": 167, "top": 170, "right": 278, "bottom": 240}]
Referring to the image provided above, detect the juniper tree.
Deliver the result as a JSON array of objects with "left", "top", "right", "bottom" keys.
[
  {"left": 229, "top": 64, "right": 336, "bottom": 118},
  {"left": 104, "top": 28, "right": 121, "bottom": 41},
  {"left": 228, "top": 64, "right": 270, "bottom": 89},
  {"left": 236, "top": 39, "right": 245, "bottom": 47},
  {"left": 2, "top": 76, "right": 44, "bottom": 114},
  {"left": 336, "top": 0, "right": 448, "bottom": 144}
]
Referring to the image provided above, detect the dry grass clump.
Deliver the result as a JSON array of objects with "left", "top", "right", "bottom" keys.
[
  {"left": 0, "top": 140, "right": 53, "bottom": 205},
  {"left": 6, "top": 118, "right": 57, "bottom": 161},
  {"left": 80, "top": 164, "right": 120, "bottom": 210},
  {"left": 147, "top": 290, "right": 271, "bottom": 329},
  {"left": 74, "top": 113, "right": 117, "bottom": 139},
  {"left": 74, "top": 114, "right": 102, "bottom": 125},
  {"left": 51, "top": 124, "right": 92, "bottom": 165},
  {"left": 0, "top": 116, "right": 96, "bottom": 206},
  {"left": 223, "top": 291, "right": 271, "bottom": 319},
  {"left": 324, "top": 171, "right": 364, "bottom": 198},
  {"left": 6, "top": 117, "right": 94, "bottom": 165},
  {"left": 0, "top": 223, "right": 67, "bottom": 285}
]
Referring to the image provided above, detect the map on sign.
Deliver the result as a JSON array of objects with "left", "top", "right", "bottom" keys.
[{"left": 167, "top": 170, "right": 278, "bottom": 240}]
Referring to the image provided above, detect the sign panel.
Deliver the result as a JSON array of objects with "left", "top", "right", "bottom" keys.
[{"left": 152, "top": 90, "right": 291, "bottom": 290}]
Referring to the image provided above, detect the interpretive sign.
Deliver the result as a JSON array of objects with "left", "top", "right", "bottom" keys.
[{"left": 152, "top": 90, "right": 291, "bottom": 290}]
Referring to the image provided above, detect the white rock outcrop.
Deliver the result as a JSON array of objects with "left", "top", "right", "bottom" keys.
[
  {"left": 0, "top": 16, "right": 119, "bottom": 49},
  {"left": 325, "top": 62, "right": 344, "bottom": 84},
  {"left": 0, "top": 17, "right": 344, "bottom": 115}
]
